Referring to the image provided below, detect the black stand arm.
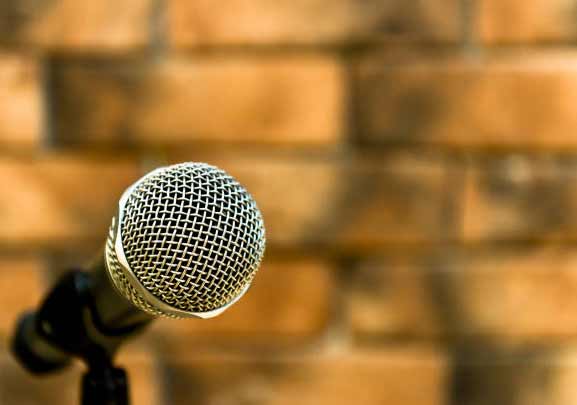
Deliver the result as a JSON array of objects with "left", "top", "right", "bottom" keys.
[
  {"left": 82, "top": 357, "right": 129, "bottom": 405},
  {"left": 11, "top": 270, "right": 151, "bottom": 405}
]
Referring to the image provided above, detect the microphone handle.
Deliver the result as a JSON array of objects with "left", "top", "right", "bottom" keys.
[
  {"left": 10, "top": 250, "right": 153, "bottom": 375},
  {"left": 89, "top": 253, "right": 154, "bottom": 332}
]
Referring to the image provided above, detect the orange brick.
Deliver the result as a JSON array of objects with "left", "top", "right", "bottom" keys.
[
  {"left": 357, "top": 50, "right": 577, "bottom": 149},
  {"left": 168, "top": 0, "right": 461, "bottom": 47},
  {"left": 462, "top": 155, "right": 577, "bottom": 241},
  {"left": 152, "top": 256, "right": 334, "bottom": 344},
  {"left": 0, "top": 150, "right": 454, "bottom": 248},
  {"left": 0, "top": 155, "right": 139, "bottom": 246},
  {"left": 52, "top": 56, "right": 344, "bottom": 147},
  {"left": 349, "top": 253, "right": 445, "bottom": 339},
  {"left": 351, "top": 248, "right": 577, "bottom": 343},
  {"left": 163, "top": 349, "right": 448, "bottom": 405},
  {"left": 0, "top": 0, "right": 150, "bottom": 52},
  {"left": 451, "top": 347, "right": 577, "bottom": 404},
  {"left": 0, "top": 54, "right": 41, "bottom": 150},
  {"left": 0, "top": 152, "right": 452, "bottom": 249},
  {"left": 0, "top": 256, "right": 44, "bottom": 338},
  {"left": 0, "top": 353, "right": 78, "bottom": 405},
  {"left": 167, "top": 151, "right": 455, "bottom": 248},
  {"left": 452, "top": 247, "right": 577, "bottom": 342},
  {"left": 477, "top": 0, "right": 577, "bottom": 43},
  {"left": 550, "top": 347, "right": 577, "bottom": 405}
]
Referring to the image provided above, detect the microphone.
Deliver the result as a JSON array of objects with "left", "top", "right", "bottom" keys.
[{"left": 11, "top": 162, "right": 266, "bottom": 374}]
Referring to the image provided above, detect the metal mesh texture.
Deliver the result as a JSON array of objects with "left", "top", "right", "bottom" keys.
[
  {"left": 105, "top": 225, "right": 168, "bottom": 317},
  {"left": 106, "top": 162, "right": 265, "bottom": 317}
]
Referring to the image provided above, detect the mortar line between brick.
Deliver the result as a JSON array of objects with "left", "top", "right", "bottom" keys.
[
  {"left": 461, "top": 0, "right": 481, "bottom": 54},
  {"left": 149, "top": 0, "right": 169, "bottom": 59},
  {"left": 39, "top": 56, "right": 55, "bottom": 149}
]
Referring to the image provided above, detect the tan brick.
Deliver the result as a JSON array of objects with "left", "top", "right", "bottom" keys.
[
  {"left": 0, "top": 353, "right": 77, "bottom": 405},
  {"left": 452, "top": 247, "right": 577, "bottom": 342},
  {"left": 167, "top": 151, "right": 454, "bottom": 247},
  {"left": 0, "top": 256, "right": 44, "bottom": 337},
  {"left": 0, "top": 155, "right": 139, "bottom": 246},
  {"left": 477, "top": 0, "right": 577, "bottom": 43},
  {"left": 462, "top": 155, "right": 577, "bottom": 241},
  {"left": 152, "top": 256, "right": 334, "bottom": 343},
  {"left": 349, "top": 253, "right": 446, "bottom": 339},
  {"left": 0, "top": 0, "right": 150, "bottom": 52},
  {"left": 52, "top": 56, "right": 344, "bottom": 147},
  {"left": 550, "top": 347, "right": 577, "bottom": 405},
  {"left": 0, "top": 54, "right": 41, "bottom": 150},
  {"left": 163, "top": 349, "right": 448, "bottom": 405},
  {"left": 451, "top": 347, "right": 577, "bottom": 405},
  {"left": 0, "top": 152, "right": 451, "bottom": 249},
  {"left": 357, "top": 51, "right": 577, "bottom": 149},
  {"left": 168, "top": 0, "right": 461, "bottom": 47},
  {"left": 351, "top": 248, "right": 577, "bottom": 342}
]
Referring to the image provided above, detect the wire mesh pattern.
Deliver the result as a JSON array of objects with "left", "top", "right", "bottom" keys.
[
  {"left": 107, "top": 162, "right": 266, "bottom": 316},
  {"left": 105, "top": 224, "right": 170, "bottom": 317}
]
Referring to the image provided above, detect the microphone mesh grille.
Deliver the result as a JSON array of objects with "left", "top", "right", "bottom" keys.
[{"left": 107, "top": 162, "right": 265, "bottom": 316}]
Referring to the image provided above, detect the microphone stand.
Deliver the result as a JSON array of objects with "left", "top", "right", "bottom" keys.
[
  {"left": 11, "top": 270, "right": 150, "bottom": 405},
  {"left": 81, "top": 354, "right": 129, "bottom": 405}
]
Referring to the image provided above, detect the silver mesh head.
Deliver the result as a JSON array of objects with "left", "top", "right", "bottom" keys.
[{"left": 104, "top": 162, "right": 266, "bottom": 318}]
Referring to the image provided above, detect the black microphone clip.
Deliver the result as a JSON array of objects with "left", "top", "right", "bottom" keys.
[{"left": 11, "top": 269, "right": 150, "bottom": 405}]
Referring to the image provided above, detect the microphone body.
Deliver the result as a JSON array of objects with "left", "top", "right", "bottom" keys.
[
  {"left": 11, "top": 162, "right": 265, "bottom": 375},
  {"left": 12, "top": 265, "right": 152, "bottom": 374}
]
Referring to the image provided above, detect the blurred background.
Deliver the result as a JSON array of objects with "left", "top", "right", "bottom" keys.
[{"left": 2, "top": 0, "right": 577, "bottom": 404}]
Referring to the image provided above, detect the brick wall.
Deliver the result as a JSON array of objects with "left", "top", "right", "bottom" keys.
[{"left": 1, "top": 1, "right": 577, "bottom": 404}]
